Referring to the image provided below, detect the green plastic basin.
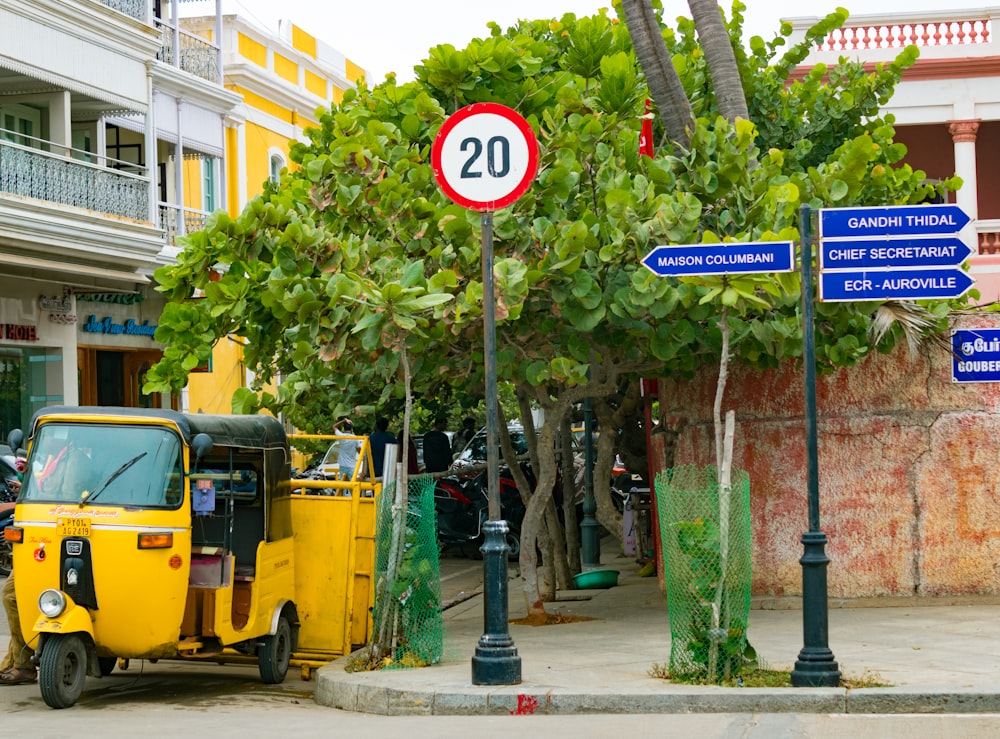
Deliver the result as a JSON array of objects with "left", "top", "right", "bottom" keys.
[{"left": 572, "top": 568, "right": 620, "bottom": 589}]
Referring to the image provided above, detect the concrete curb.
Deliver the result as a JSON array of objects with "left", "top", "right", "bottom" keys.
[{"left": 315, "top": 662, "right": 1000, "bottom": 716}]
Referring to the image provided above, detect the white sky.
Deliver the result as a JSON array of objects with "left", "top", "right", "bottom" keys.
[{"left": 180, "top": 1, "right": 968, "bottom": 83}]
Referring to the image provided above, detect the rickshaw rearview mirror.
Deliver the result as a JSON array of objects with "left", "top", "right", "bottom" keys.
[
  {"left": 192, "top": 433, "right": 214, "bottom": 465},
  {"left": 7, "top": 429, "right": 23, "bottom": 452}
]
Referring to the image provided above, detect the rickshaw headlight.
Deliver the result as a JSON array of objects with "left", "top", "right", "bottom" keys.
[{"left": 38, "top": 589, "right": 66, "bottom": 618}]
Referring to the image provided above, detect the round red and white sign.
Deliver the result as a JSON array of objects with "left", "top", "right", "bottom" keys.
[{"left": 432, "top": 102, "right": 538, "bottom": 212}]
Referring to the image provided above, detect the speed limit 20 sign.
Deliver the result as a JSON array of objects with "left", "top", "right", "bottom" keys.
[{"left": 431, "top": 103, "right": 538, "bottom": 211}]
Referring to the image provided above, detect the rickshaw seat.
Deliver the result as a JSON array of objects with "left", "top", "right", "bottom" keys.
[
  {"left": 230, "top": 505, "right": 264, "bottom": 571},
  {"left": 190, "top": 504, "right": 264, "bottom": 577}
]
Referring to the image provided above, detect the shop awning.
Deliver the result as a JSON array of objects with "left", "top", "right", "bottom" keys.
[{"left": 0, "top": 252, "right": 150, "bottom": 291}]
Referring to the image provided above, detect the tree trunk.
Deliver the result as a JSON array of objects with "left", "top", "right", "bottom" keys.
[
  {"left": 546, "top": 498, "right": 572, "bottom": 592},
  {"left": 559, "top": 418, "right": 582, "bottom": 574},
  {"left": 593, "top": 399, "right": 624, "bottom": 542},
  {"left": 371, "top": 344, "right": 413, "bottom": 662},
  {"left": 686, "top": 0, "right": 749, "bottom": 123},
  {"left": 713, "top": 304, "right": 729, "bottom": 472},
  {"left": 517, "top": 420, "right": 562, "bottom": 616},
  {"left": 620, "top": 0, "right": 693, "bottom": 149}
]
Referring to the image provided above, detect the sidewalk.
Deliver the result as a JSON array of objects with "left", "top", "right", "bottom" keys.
[{"left": 316, "top": 549, "right": 1000, "bottom": 715}]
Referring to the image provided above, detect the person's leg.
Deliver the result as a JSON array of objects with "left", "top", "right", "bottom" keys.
[
  {"left": 1, "top": 572, "right": 36, "bottom": 681},
  {"left": 0, "top": 575, "right": 15, "bottom": 673}
]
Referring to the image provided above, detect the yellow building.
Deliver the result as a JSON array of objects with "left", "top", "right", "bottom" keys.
[{"left": 178, "top": 14, "right": 366, "bottom": 414}]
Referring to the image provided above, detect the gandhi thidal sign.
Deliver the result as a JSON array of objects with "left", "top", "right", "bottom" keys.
[{"left": 819, "top": 204, "right": 971, "bottom": 239}]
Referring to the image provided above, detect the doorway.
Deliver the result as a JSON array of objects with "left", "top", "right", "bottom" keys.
[{"left": 78, "top": 347, "right": 174, "bottom": 409}]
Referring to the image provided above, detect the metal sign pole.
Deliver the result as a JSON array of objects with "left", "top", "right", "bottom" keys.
[
  {"left": 791, "top": 204, "right": 841, "bottom": 687},
  {"left": 471, "top": 210, "right": 521, "bottom": 685},
  {"left": 431, "top": 102, "right": 535, "bottom": 686}
]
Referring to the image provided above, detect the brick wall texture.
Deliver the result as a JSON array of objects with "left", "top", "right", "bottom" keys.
[{"left": 656, "top": 313, "right": 1000, "bottom": 599}]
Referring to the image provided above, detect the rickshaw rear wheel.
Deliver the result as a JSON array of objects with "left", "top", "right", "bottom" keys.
[
  {"left": 258, "top": 614, "right": 291, "bottom": 684},
  {"left": 39, "top": 634, "right": 88, "bottom": 709}
]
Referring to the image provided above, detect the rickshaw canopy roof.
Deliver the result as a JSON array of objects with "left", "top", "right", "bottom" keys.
[{"left": 29, "top": 407, "right": 288, "bottom": 451}]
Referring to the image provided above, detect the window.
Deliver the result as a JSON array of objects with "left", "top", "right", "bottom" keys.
[
  {"left": 0, "top": 103, "right": 41, "bottom": 148},
  {"left": 202, "top": 157, "right": 217, "bottom": 212},
  {"left": 71, "top": 128, "right": 93, "bottom": 163},
  {"left": 21, "top": 423, "right": 184, "bottom": 508},
  {"left": 269, "top": 152, "right": 285, "bottom": 185}
]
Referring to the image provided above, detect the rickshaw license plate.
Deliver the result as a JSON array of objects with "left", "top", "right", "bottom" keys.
[{"left": 58, "top": 517, "right": 91, "bottom": 538}]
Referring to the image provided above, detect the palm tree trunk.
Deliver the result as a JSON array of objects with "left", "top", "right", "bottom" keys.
[
  {"left": 620, "top": 0, "right": 693, "bottom": 149},
  {"left": 686, "top": 0, "right": 749, "bottom": 122}
]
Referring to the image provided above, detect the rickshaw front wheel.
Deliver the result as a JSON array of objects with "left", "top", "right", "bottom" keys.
[
  {"left": 258, "top": 614, "right": 291, "bottom": 684},
  {"left": 39, "top": 634, "right": 88, "bottom": 709},
  {"left": 97, "top": 656, "right": 116, "bottom": 676}
]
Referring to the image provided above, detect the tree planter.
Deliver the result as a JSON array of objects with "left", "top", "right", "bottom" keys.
[{"left": 655, "top": 465, "right": 754, "bottom": 681}]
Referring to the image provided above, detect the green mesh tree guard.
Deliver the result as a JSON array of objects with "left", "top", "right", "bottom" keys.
[
  {"left": 655, "top": 465, "right": 754, "bottom": 681},
  {"left": 371, "top": 474, "right": 443, "bottom": 669}
]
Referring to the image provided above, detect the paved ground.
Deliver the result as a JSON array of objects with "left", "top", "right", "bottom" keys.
[
  {"left": 5, "top": 545, "right": 1000, "bottom": 718},
  {"left": 318, "top": 545, "right": 1000, "bottom": 716}
]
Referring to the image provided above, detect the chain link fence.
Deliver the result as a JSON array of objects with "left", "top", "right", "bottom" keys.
[
  {"left": 655, "top": 464, "right": 755, "bottom": 682},
  {"left": 371, "top": 475, "right": 443, "bottom": 669}
]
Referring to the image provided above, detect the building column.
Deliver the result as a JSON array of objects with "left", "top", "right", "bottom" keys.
[
  {"left": 145, "top": 60, "right": 158, "bottom": 225},
  {"left": 175, "top": 98, "right": 185, "bottom": 236},
  {"left": 948, "top": 118, "right": 980, "bottom": 251},
  {"left": 236, "top": 121, "right": 247, "bottom": 211}
]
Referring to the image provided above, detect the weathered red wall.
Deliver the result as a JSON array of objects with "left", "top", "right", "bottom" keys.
[{"left": 656, "top": 314, "right": 1000, "bottom": 599}]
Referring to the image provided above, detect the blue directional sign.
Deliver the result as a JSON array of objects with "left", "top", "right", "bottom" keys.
[
  {"left": 819, "top": 204, "right": 970, "bottom": 239},
  {"left": 820, "top": 268, "right": 973, "bottom": 302},
  {"left": 642, "top": 241, "right": 795, "bottom": 277},
  {"left": 952, "top": 328, "right": 1000, "bottom": 383},
  {"left": 820, "top": 236, "right": 971, "bottom": 271}
]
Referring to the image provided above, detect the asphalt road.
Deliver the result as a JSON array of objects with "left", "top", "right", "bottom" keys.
[
  {"left": 0, "top": 554, "right": 490, "bottom": 709},
  {"left": 4, "top": 569, "right": 1000, "bottom": 735}
]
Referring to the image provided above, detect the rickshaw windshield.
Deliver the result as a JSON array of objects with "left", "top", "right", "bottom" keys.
[{"left": 20, "top": 422, "right": 184, "bottom": 508}]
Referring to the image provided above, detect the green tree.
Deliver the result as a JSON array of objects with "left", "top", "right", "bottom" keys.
[{"left": 146, "top": 5, "right": 960, "bottom": 616}]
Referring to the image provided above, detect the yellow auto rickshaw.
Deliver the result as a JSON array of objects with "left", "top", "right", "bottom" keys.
[{"left": 5, "top": 407, "right": 302, "bottom": 708}]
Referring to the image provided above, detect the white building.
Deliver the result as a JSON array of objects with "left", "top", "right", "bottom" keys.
[
  {"left": 0, "top": 0, "right": 239, "bottom": 435},
  {"left": 790, "top": 7, "right": 1000, "bottom": 301}
]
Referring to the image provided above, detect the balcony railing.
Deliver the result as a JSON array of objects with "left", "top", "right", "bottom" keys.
[
  {"left": 159, "top": 202, "right": 209, "bottom": 243},
  {"left": 0, "top": 133, "right": 149, "bottom": 222},
  {"left": 97, "top": 0, "right": 145, "bottom": 22},
  {"left": 978, "top": 222, "right": 1000, "bottom": 255},
  {"left": 156, "top": 20, "right": 221, "bottom": 84},
  {"left": 819, "top": 18, "right": 991, "bottom": 52}
]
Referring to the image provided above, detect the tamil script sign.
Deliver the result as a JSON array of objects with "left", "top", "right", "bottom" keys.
[{"left": 952, "top": 328, "right": 1000, "bottom": 383}]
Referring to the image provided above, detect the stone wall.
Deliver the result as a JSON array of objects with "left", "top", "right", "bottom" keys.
[{"left": 656, "top": 313, "right": 1000, "bottom": 599}]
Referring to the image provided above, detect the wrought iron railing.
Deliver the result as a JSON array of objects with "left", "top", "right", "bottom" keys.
[
  {"left": 159, "top": 202, "right": 209, "bottom": 243},
  {"left": 155, "top": 20, "right": 221, "bottom": 83},
  {"left": 0, "top": 135, "right": 149, "bottom": 221},
  {"left": 96, "top": 0, "right": 145, "bottom": 21}
]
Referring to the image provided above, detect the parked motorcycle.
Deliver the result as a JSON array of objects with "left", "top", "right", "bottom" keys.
[{"left": 431, "top": 471, "right": 524, "bottom": 557}]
